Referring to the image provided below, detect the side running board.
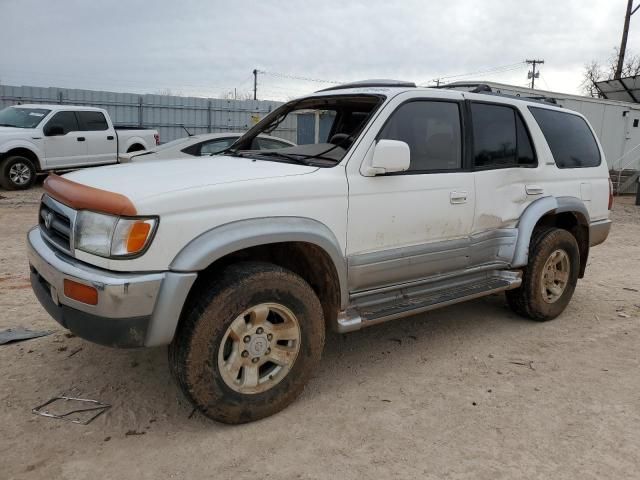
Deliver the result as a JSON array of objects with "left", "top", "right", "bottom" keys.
[{"left": 337, "top": 270, "right": 521, "bottom": 333}]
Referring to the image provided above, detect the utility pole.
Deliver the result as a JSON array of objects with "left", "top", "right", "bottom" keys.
[
  {"left": 526, "top": 59, "right": 544, "bottom": 89},
  {"left": 253, "top": 69, "right": 258, "bottom": 100},
  {"left": 615, "top": 0, "right": 639, "bottom": 78}
]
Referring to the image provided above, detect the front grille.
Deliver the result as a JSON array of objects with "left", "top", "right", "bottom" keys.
[{"left": 39, "top": 196, "right": 75, "bottom": 254}]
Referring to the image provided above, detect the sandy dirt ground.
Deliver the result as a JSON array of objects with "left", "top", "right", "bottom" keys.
[{"left": 1, "top": 185, "right": 639, "bottom": 480}]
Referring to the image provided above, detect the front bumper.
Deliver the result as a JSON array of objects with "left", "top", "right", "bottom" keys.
[{"left": 27, "top": 227, "right": 196, "bottom": 347}]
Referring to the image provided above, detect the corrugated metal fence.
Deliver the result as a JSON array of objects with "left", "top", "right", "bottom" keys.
[{"left": 0, "top": 84, "right": 295, "bottom": 143}]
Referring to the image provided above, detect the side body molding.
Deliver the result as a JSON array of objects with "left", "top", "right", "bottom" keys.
[
  {"left": 512, "top": 196, "right": 590, "bottom": 268},
  {"left": 170, "top": 217, "right": 349, "bottom": 308}
]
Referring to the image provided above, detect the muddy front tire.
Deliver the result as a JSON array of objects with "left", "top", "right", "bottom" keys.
[
  {"left": 169, "top": 261, "right": 325, "bottom": 424},
  {"left": 506, "top": 228, "right": 580, "bottom": 321}
]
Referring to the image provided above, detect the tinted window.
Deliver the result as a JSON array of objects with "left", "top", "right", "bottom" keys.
[
  {"left": 529, "top": 107, "right": 600, "bottom": 168},
  {"left": 45, "top": 111, "right": 79, "bottom": 134},
  {"left": 77, "top": 111, "right": 108, "bottom": 131},
  {"left": 472, "top": 104, "right": 515, "bottom": 167},
  {"left": 198, "top": 137, "right": 236, "bottom": 155},
  {"left": 379, "top": 101, "right": 462, "bottom": 171},
  {"left": 516, "top": 113, "right": 536, "bottom": 165},
  {"left": 471, "top": 103, "right": 536, "bottom": 168},
  {"left": 258, "top": 137, "right": 291, "bottom": 149}
]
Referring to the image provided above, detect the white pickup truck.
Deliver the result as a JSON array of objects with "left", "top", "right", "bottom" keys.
[
  {"left": 0, "top": 104, "right": 159, "bottom": 189},
  {"left": 27, "top": 80, "right": 612, "bottom": 424}
]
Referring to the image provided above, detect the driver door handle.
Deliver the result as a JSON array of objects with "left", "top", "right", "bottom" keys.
[
  {"left": 77, "top": 137, "right": 86, "bottom": 142},
  {"left": 450, "top": 191, "right": 468, "bottom": 204}
]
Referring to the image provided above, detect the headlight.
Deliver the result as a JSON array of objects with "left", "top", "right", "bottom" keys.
[{"left": 74, "top": 211, "right": 157, "bottom": 258}]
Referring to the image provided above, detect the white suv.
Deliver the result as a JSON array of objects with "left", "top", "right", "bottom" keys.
[{"left": 27, "top": 80, "right": 612, "bottom": 424}]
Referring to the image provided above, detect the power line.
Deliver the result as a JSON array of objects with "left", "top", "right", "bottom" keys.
[
  {"left": 428, "top": 61, "right": 527, "bottom": 85},
  {"left": 259, "top": 70, "right": 343, "bottom": 84}
]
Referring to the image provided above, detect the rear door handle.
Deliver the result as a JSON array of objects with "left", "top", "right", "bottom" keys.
[
  {"left": 450, "top": 191, "right": 468, "bottom": 204},
  {"left": 526, "top": 185, "right": 544, "bottom": 195},
  {"left": 77, "top": 137, "right": 86, "bottom": 142},
  {"left": 107, "top": 135, "right": 114, "bottom": 140}
]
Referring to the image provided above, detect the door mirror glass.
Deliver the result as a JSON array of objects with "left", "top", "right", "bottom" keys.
[
  {"left": 45, "top": 125, "right": 65, "bottom": 136},
  {"left": 365, "top": 139, "right": 410, "bottom": 175}
]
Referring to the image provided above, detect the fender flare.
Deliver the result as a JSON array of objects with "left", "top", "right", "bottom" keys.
[
  {"left": 0, "top": 141, "right": 43, "bottom": 168},
  {"left": 512, "top": 196, "right": 590, "bottom": 267},
  {"left": 170, "top": 216, "right": 349, "bottom": 308}
]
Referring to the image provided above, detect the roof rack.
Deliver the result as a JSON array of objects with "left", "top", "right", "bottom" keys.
[
  {"left": 317, "top": 79, "right": 416, "bottom": 92},
  {"left": 441, "top": 83, "right": 560, "bottom": 106}
]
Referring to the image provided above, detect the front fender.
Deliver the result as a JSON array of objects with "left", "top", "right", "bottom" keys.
[
  {"left": 0, "top": 139, "right": 43, "bottom": 163},
  {"left": 170, "top": 216, "right": 349, "bottom": 308}
]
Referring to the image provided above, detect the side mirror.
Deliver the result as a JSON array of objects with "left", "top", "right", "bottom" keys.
[
  {"left": 364, "top": 139, "right": 410, "bottom": 176},
  {"left": 45, "top": 125, "right": 64, "bottom": 136}
]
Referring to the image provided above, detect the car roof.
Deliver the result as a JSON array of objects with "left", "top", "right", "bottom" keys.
[{"left": 10, "top": 104, "right": 106, "bottom": 111}]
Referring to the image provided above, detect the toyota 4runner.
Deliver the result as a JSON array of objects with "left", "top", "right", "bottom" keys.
[{"left": 27, "top": 80, "right": 612, "bottom": 424}]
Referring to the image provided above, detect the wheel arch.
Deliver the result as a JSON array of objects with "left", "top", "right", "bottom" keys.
[
  {"left": 170, "top": 217, "right": 348, "bottom": 324},
  {"left": 513, "top": 196, "right": 590, "bottom": 277},
  {"left": 2, "top": 147, "right": 42, "bottom": 170}
]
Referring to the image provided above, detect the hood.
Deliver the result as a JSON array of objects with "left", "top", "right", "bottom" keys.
[
  {"left": 63, "top": 155, "right": 318, "bottom": 203},
  {"left": 0, "top": 126, "right": 32, "bottom": 136}
]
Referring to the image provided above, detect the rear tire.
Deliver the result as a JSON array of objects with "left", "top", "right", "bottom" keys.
[
  {"left": 506, "top": 228, "right": 580, "bottom": 321},
  {"left": 169, "top": 261, "right": 325, "bottom": 424},
  {"left": 0, "top": 156, "right": 36, "bottom": 190}
]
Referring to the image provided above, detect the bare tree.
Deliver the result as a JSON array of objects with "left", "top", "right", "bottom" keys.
[{"left": 582, "top": 48, "right": 640, "bottom": 97}]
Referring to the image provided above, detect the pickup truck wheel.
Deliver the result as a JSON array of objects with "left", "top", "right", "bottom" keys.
[
  {"left": 0, "top": 156, "right": 36, "bottom": 190},
  {"left": 506, "top": 228, "right": 580, "bottom": 321},
  {"left": 169, "top": 261, "right": 325, "bottom": 424}
]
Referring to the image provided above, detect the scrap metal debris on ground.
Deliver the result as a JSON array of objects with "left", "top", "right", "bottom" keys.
[
  {"left": 32, "top": 396, "right": 111, "bottom": 425},
  {"left": 0, "top": 327, "right": 53, "bottom": 345}
]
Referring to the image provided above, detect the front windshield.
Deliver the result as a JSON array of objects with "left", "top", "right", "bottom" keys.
[
  {"left": 227, "top": 94, "right": 384, "bottom": 166},
  {"left": 0, "top": 106, "right": 51, "bottom": 128}
]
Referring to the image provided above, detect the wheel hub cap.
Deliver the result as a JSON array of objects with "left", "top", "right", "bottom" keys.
[
  {"left": 247, "top": 334, "right": 269, "bottom": 357},
  {"left": 541, "top": 249, "right": 570, "bottom": 304},
  {"left": 9, "top": 162, "right": 31, "bottom": 185},
  {"left": 218, "top": 303, "right": 301, "bottom": 394}
]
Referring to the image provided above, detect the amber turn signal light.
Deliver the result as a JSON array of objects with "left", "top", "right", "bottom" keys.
[
  {"left": 126, "top": 221, "right": 152, "bottom": 254},
  {"left": 63, "top": 279, "right": 98, "bottom": 305}
]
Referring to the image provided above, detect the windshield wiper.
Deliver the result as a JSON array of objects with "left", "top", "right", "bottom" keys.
[
  {"left": 251, "top": 151, "right": 315, "bottom": 166},
  {"left": 0, "top": 123, "right": 18, "bottom": 127}
]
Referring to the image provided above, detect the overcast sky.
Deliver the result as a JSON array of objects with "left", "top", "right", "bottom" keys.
[{"left": 1, "top": 0, "right": 638, "bottom": 101}]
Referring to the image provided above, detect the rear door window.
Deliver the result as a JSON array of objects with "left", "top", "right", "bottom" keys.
[
  {"left": 77, "top": 111, "right": 109, "bottom": 131},
  {"left": 529, "top": 107, "right": 601, "bottom": 168},
  {"left": 471, "top": 103, "right": 536, "bottom": 169}
]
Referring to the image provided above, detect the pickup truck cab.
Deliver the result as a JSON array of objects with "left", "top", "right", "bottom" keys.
[
  {"left": 27, "top": 80, "right": 612, "bottom": 424},
  {"left": 0, "top": 104, "right": 159, "bottom": 190}
]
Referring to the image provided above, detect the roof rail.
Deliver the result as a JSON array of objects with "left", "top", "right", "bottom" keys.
[
  {"left": 441, "top": 83, "right": 560, "bottom": 106},
  {"left": 317, "top": 79, "right": 416, "bottom": 92}
]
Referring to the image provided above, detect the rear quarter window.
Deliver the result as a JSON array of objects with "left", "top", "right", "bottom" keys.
[{"left": 529, "top": 107, "right": 601, "bottom": 168}]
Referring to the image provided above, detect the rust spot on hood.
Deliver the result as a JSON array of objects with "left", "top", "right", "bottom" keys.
[{"left": 44, "top": 174, "right": 137, "bottom": 216}]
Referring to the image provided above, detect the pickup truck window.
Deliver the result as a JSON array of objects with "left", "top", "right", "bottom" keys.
[
  {"left": 529, "top": 107, "right": 601, "bottom": 168},
  {"left": 379, "top": 101, "right": 462, "bottom": 172},
  {"left": 44, "top": 112, "right": 79, "bottom": 135},
  {"left": 0, "top": 106, "right": 51, "bottom": 128},
  {"left": 471, "top": 103, "right": 536, "bottom": 169},
  {"left": 77, "top": 111, "right": 109, "bottom": 131},
  {"left": 44, "top": 111, "right": 79, "bottom": 135}
]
